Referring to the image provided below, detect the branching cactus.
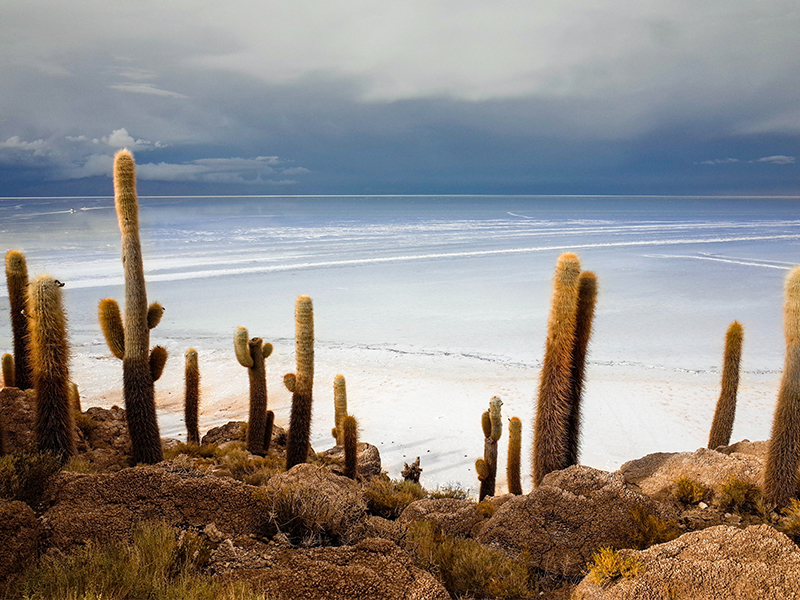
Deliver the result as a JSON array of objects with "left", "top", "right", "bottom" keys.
[
  {"left": 5, "top": 250, "right": 32, "bottom": 389},
  {"left": 565, "top": 270, "right": 598, "bottom": 466},
  {"left": 2, "top": 354, "right": 13, "bottom": 388},
  {"left": 507, "top": 417, "right": 523, "bottom": 495},
  {"left": 185, "top": 348, "right": 200, "bottom": 445},
  {"left": 708, "top": 321, "right": 744, "bottom": 449},
  {"left": 28, "top": 275, "right": 75, "bottom": 461},
  {"left": 234, "top": 326, "right": 272, "bottom": 456},
  {"left": 97, "top": 149, "right": 166, "bottom": 465},
  {"left": 533, "top": 252, "right": 581, "bottom": 486},
  {"left": 765, "top": 268, "right": 800, "bottom": 508},
  {"left": 478, "top": 396, "right": 503, "bottom": 500},
  {"left": 343, "top": 415, "right": 358, "bottom": 479},
  {"left": 285, "top": 295, "right": 314, "bottom": 469},
  {"left": 332, "top": 374, "right": 348, "bottom": 445}
]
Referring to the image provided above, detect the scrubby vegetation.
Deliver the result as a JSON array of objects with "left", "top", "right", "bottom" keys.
[
  {"left": 0, "top": 449, "right": 61, "bottom": 506},
  {"left": 629, "top": 505, "right": 680, "bottom": 550},
  {"left": 363, "top": 476, "right": 428, "bottom": 519},
  {"left": 671, "top": 476, "right": 711, "bottom": 505},
  {"left": 587, "top": 546, "right": 643, "bottom": 587},
  {"left": 717, "top": 475, "right": 763, "bottom": 514}
]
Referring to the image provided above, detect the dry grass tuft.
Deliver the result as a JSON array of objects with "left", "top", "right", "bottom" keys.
[
  {"left": 587, "top": 546, "right": 643, "bottom": 587},
  {"left": 163, "top": 442, "right": 219, "bottom": 460},
  {"left": 778, "top": 498, "right": 800, "bottom": 543},
  {"left": 717, "top": 475, "right": 762, "bottom": 513},
  {"left": 671, "top": 476, "right": 711, "bottom": 504},
  {"left": 629, "top": 505, "right": 680, "bottom": 550},
  {"left": 363, "top": 476, "right": 427, "bottom": 519},
  {"left": 428, "top": 484, "right": 469, "bottom": 500},
  {"left": 0, "top": 450, "right": 61, "bottom": 506}
]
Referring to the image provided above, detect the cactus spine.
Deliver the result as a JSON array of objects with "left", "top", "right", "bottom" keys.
[
  {"left": 185, "top": 348, "right": 200, "bottom": 444},
  {"left": 765, "top": 268, "right": 800, "bottom": 508},
  {"left": 286, "top": 295, "right": 314, "bottom": 469},
  {"left": 28, "top": 275, "right": 75, "bottom": 461},
  {"left": 333, "top": 374, "right": 348, "bottom": 445},
  {"left": 533, "top": 252, "right": 581, "bottom": 486},
  {"left": 343, "top": 415, "right": 358, "bottom": 479},
  {"left": 565, "top": 270, "right": 598, "bottom": 466},
  {"left": 478, "top": 396, "right": 503, "bottom": 500},
  {"left": 98, "top": 149, "right": 165, "bottom": 464},
  {"left": 234, "top": 327, "right": 272, "bottom": 456},
  {"left": 5, "top": 250, "right": 32, "bottom": 389},
  {"left": 708, "top": 321, "right": 744, "bottom": 449},
  {"left": 2, "top": 354, "right": 13, "bottom": 388},
  {"left": 507, "top": 417, "right": 523, "bottom": 495}
]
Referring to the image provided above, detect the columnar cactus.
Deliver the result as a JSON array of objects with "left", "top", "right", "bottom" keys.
[
  {"left": 185, "top": 348, "right": 200, "bottom": 445},
  {"left": 765, "top": 268, "right": 800, "bottom": 508},
  {"left": 28, "top": 275, "right": 75, "bottom": 461},
  {"left": 234, "top": 327, "right": 272, "bottom": 455},
  {"left": 708, "top": 321, "right": 744, "bottom": 449},
  {"left": 97, "top": 149, "right": 166, "bottom": 464},
  {"left": 477, "top": 396, "right": 503, "bottom": 500},
  {"left": 5, "top": 250, "right": 32, "bottom": 389},
  {"left": 286, "top": 295, "right": 314, "bottom": 469},
  {"left": 2, "top": 354, "right": 13, "bottom": 388},
  {"left": 533, "top": 252, "right": 581, "bottom": 486},
  {"left": 507, "top": 417, "right": 523, "bottom": 495},
  {"left": 565, "top": 270, "right": 598, "bottom": 466},
  {"left": 343, "top": 415, "right": 358, "bottom": 479},
  {"left": 264, "top": 410, "right": 275, "bottom": 453},
  {"left": 69, "top": 382, "right": 81, "bottom": 412},
  {"left": 332, "top": 374, "right": 348, "bottom": 445}
]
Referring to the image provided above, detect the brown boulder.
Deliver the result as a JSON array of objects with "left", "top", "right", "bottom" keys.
[
  {"left": 0, "top": 387, "right": 35, "bottom": 452},
  {"left": 574, "top": 525, "right": 800, "bottom": 600},
  {"left": 42, "top": 466, "right": 267, "bottom": 549},
  {"left": 618, "top": 447, "right": 763, "bottom": 499},
  {"left": 201, "top": 420, "right": 288, "bottom": 450},
  {"left": 477, "top": 465, "right": 676, "bottom": 577},
  {"left": 398, "top": 498, "right": 485, "bottom": 538},
  {"left": 0, "top": 500, "right": 40, "bottom": 580},
  {"left": 319, "top": 442, "right": 382, "bottom": 479},
  {"left": 210, "top": 536, "right": 450, "bottom": 600}
]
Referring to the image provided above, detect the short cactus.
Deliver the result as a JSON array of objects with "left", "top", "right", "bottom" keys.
[
  {"left": 264, "top": 410, "right": 275, "bottom": 453},
  {"left": 234, "top": 326, "right": 272, "bottom": 456},
  {"left": 333, "top": 374, "right": 348, "bottom": 445},
  {"left": 5, "top": 250, "right": 32, "bottom": 389},
  {"left": 286, "top": 295, "right": 314, "bottom": 469},
  {"left": 708, "top": 321, "right": 744, "bottom": 449},
  {"left": 343, "top": 415, "right": 358, "bottom": 479},
  {"left": 184, "top": 348, "right": 200, "bottom": 444},
  {"left": 28, "top": 275, "right": 75, "bottom": 461},
  {"left": 97, "top": 149, "right": 166, "bottom": 465},
  {"left": 478, "top": 396, "right": 503, "bottom": 500},
  {"left": 533, "top": 252, "right": 581, "bottom": 486},
  {"left": 2, "top": 354, "right": 13, "bottom": 388},
  {"left": 507, "top": 417, "right": 523, "bottom": 495},
  {"left": 69, "top": 382, "right": 81, "bottom": 412},
  {"left": 765, "top": 267, "right": 800, "bottom": 508}
]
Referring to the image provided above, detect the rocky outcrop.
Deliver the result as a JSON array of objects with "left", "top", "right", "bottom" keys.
[
  {"left": 210, "top": 536, "right": 450, "bottom": 600},
  {"left": 0, "top": 387, "right": 35, "bottom": 452},
  {"left": 574, "top": 525, "right": 800, "bottom": 600},
  {"left": 476, "top": 465, "right": 677, "bottom": 577},
  {"left": 201, "top": 421, "right": 247, "bottom": 445},
  {"left": 42, "top": 466, "right": 267, "bottom": 549},
  {"left": 399, "top": 498, "right": 485, "bottom": 538},
  {"left": 0, "top": 500, "right": 40, "bottom": 580},
  {"left": 618, "top": 447, "right": 763, "bottom": 499},
  {"left": 319, "top": 442, "right": 382, "bottom": 479}
]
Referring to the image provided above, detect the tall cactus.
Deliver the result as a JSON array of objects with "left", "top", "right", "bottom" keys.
[
  {"left": 234, "top": 327, "right": 272, "bottom": 455},
  {"left": 765, "top": 268, "right": 800, "bottom": 508},
  {"left": 477, "top": 396, "right": 503, "bottom": 500},
  {"left": 533, "top": 252, "right": 581, "bottom": 486},
  {"left": 28, "top": 275, "right": 75, "bottom": 461},
  {"left": 97, "top": 149, "right": 165, "bottom": 464},
  {"left": 565, "top": 270, "right": 598, "bottom": 466},
  {"left": 343, "top": 415, "right": 358, "bottom": 479},
  {"left": 285, "top": 295, "right": 314, "bottom": 469},
  {"left": 708, "top": 321, "right": 744, "bottom": 449},
  {"left": 184, "top": 348, "right": 200, "bottom": 445},
  {"left": 507, "top": 417, "right": 523, "bottom": 495},
  {"left": 332, "top": 374, "right": 348, "bottom": 445},
  {"left": 5, "top": 250, "right": 32, "bottom": 389}
]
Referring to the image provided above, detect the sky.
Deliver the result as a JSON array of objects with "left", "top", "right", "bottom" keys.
[{"left": 1, "top": 0, "right": 800, "bottom": 196}]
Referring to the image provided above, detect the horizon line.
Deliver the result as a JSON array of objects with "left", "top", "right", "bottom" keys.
[{"left": 1, "top": 193, "right": 800, "bottom": 200}]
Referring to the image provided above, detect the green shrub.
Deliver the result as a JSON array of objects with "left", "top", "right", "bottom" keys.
[
  {"left": 4, "top": 521, "right": 266, "bottom": 600},
  {"left": 587, "top": 547, "right": 643, "bottom": 587},
  {"left": 0, "top": 450, "right": 61, "bottom": 506},
  {"left": 717, "top": 475, "right": 762, "bottom": 513},
  {"left": 671, "top": 476, "right": 711, "bottom": 504},
  {"left": 629, "top": 505, "right": 680, "bottom": 550},
  {"left": 404, "top": 520, "right": 532, "bottom": 599},
  {"left": 363, "top": 476, "right": 427, "bottom": 519}
]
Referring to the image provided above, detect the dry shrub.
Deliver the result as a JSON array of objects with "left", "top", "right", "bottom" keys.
[
  {"left": 477, "top": 499, "right": 497, "bottom": 519},
  {"left": 428, "top": 484, "right": 469, "bottom": 500},
  {"left": 62, "top": 457, "right": 97, "bottom": 474},
  {"left": 163, "top": 442, "right": 218, "bottom": 460},
  {"left": 629, "top": 505, "right": 680, "bottom": 550},
  {"left": 73, "top": 412, "right": 98, "bottom": 438},
  {"left": 363, "top": 476, "right": 427, "bottom": 519},
  {"left": 671, "top": 476, "right": 711, "bottom": 504},
  {"left": 217, "top": 447, "right": 284, "bottom": 486},
  {"left": 587, "top": 547, "right": 643, "bottom": 587},
  {"left": 404, "top": 520, "right": 532, "bottom": 599},
  {"left": 0, "top": 450, "right": 61, "bottom": 506},
  {"left": 717, "top": 475, "right": 762, "bottom": 513},
  {"left": 779, "top": 498, "right": 800, "bottom": 543}
]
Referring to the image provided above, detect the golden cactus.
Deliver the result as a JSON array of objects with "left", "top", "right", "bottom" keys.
[
  {"left": 333, "top": 374, "right": 348, "bottom": 445},
  {"left": 479, "top": 396, "right": 503, "bottom": 500},
  {"left": 708, "top": 321, "right": 744, "bottom": 449},
  {"left": 507, "top": 417, "right": 522, "bottom": 495},
  {"left": 184, "top": 348, "right": 200, "bottom": 444},
  {"left": 5, "top": 250, "right": 31, "bottom": 389},
  {"left": 234, "top": 326, "right": 271, "bottom": 456},
  {"left": 286, "top": 295, "right": 314, "bottom": 469},
  {"left": 343, "top": 415, "right": 358, "bottom": 479}
]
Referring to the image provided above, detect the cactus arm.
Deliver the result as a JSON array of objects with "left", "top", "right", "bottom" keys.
[
  {"left": 489, "top": 396, "right": 503, "bottom": 442},
  {"left": 149, "top": 346, "right": 168, "bottom": 382},
  {"left": 98, "top": 298, "right": 125, "bottom": 359},
  {"left": 234, "top": 326, "right": 253, "bottom": 368},
  {"left": 262, "top": 343, "right": 273, "bottom": 359},
  {"left": 284, "top": 372, "right": 296, "bottom": 392},
  {"left": 147, "top": 302, "right": 164, "bottom": 329},
  {"left": 2, "top": 353, "right": 14, "bottom": 388}
]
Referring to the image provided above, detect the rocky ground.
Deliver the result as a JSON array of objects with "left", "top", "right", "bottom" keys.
[{"left": 3, "top": 385, "right": 800, "bottom": 599}]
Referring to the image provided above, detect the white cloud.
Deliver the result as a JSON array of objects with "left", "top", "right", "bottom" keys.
[
  {"left": 755, "top": 155, "right": 796, "bottom": 165},
  {"left": 282, "top": 166, "right": 311, "bottom": 175},
  {"left": 63, "top": 153, "right": 114, "bottom": 179},
  {"left": 102, "top": 128, "right": 164, "bottom": 151},
  {"left": 0, "top": 136, "right": 50, "bottom": 156},
  {"left": 698, "top": 158, "right": 740, "bottom": 165},
  {"left": 136, "top": 156, "right": 296, "bottom": 184},
  {"left": 109, "top": 83, "right": 187, "bottom": 98}
]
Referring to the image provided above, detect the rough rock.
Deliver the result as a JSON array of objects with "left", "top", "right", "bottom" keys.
[
  {"left": 477, "top": 465, "right": 677, "bottom": 577},
  {"left": 0, "top": 387, "right": 35, "bottom": 452},
  {"left": 0, "top": 500, "right": 40, "bottom": 580},
  {"left": 319, "top": 442, "right": 382, "bottom": 478},
  {"left": 209, "top": 536, "right": 450, "bottom": 600},
  {"left": 574, "top": 525, "right": 800, "bottom": 600},
  {"left": 717, "top": 439, "right": 768, "bottom": 460},
  {"left": 399, "top": 498, "right": 485, "bottom": 538},
  {"left": 42, "top": 466, "right": 267, "bottom": 549},
  {"left": 73, "top": 406, "right": 133, "bottom": 470},
  {"left": 201, "top": 420, "right": 288, "bottom": 450},
  {"left": 362, "top": 515, "right": 405, "bottom": 543},
  {"left": 618, "top": 447, "right": 763, "bottom": 499}
]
